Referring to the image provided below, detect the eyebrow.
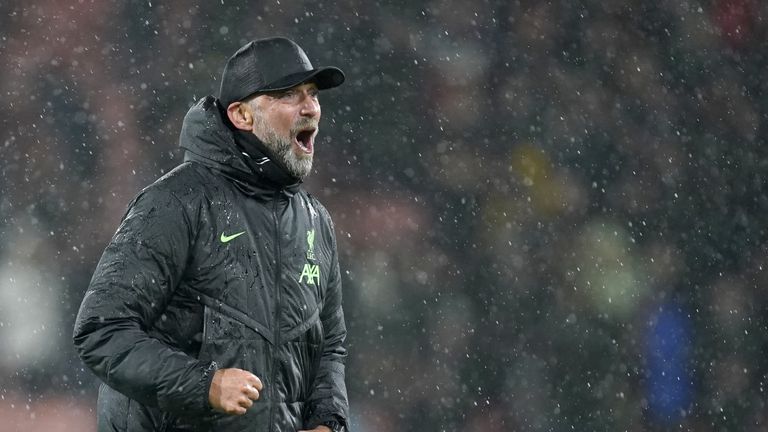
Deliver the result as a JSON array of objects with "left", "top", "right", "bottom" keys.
[{"left": 268, "top": 86, "right": 319, "bottom": 97}]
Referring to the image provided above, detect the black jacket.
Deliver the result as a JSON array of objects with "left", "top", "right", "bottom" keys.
[{"left": 73, "top": 96, "right": 349, "bottom": 431}]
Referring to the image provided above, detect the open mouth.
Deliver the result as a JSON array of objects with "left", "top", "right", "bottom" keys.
[{"left": 294, "top": 128, "right": 316, "bottom": 154}]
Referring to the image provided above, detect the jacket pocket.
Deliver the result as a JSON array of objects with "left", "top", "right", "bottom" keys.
[
  {"left": 175, "top": 299, "right": 274, "bottom": 431},
  {"left": 196, "top": 298, "right": 273, "bottom": 374}
]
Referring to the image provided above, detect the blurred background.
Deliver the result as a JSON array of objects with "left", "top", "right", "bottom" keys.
[{"left": 2, "top": 0, "right": 768, "bottom": 430}]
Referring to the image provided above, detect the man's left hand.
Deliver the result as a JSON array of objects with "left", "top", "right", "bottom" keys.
[{"left": 298, "top": 427, "right": 331, "bottom": 432}]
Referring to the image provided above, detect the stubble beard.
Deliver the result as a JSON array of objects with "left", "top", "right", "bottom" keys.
[{"left": 253, "top": 112, "right": 314, "bottom": 180}]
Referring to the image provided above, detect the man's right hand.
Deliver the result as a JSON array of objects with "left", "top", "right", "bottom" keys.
[{"left": 208, "top": 368, "right": 263, "bottom": 415}]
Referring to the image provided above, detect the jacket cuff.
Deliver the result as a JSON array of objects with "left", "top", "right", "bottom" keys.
[
  {"left": 201, "top": 361, "right": 219, "bottom": 411},
  {"left": 306, "top": 413, "right": 346, "bottom": 431}
]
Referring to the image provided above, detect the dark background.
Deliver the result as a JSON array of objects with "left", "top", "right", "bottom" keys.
[{"left": 1, "top": 0, "right": 768, "bottom": 430}]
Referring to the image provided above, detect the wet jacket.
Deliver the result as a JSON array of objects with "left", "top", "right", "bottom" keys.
[{"left": 73, "top": 96, "right": 349, "bottom": 431}]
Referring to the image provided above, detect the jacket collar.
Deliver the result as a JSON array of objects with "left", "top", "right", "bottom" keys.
[{"left": 179, "top": 96, "right": 301, "bottom": 199}]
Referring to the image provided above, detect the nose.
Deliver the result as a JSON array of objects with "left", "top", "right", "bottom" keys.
[{"left": 299, "top": 93, "right": 320, "bottom": 119}]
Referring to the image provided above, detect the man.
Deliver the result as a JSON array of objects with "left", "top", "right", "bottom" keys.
[{"left": 73, "top": 37, "right": 349, "bottom": 432}]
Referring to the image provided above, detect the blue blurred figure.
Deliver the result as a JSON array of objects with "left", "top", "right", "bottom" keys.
[{"left": 645, "top": 301, "right": 694, "bottom": 424}]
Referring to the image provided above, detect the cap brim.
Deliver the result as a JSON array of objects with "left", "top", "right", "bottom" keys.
[{"left": 260, "top": 66, "right": 345, "bottom": 93}]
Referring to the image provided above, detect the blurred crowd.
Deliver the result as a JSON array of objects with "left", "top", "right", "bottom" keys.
[{"left": 2, "top": 0, "right": 768, "bottom": 430}]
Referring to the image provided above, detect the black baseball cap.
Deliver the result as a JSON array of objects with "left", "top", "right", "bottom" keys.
[{"left": 218, "top": 37, "right": 345, "bottom": 108}]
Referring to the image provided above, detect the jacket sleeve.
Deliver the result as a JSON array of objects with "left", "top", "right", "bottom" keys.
[
  {"left": 304, "top": 222, "right": 350, "bottom": 429},
  {"left": 72, "top": 187, "right": 215, "bottom": 415}
]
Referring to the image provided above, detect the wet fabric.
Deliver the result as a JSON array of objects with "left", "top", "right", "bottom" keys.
[{"left": 73, "top": 96, "right": 348, "bottom": 431}]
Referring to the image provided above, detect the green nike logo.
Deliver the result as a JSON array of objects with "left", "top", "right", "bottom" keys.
[{"left": 220, "top": 231, "right": 246, "bottom": 243}]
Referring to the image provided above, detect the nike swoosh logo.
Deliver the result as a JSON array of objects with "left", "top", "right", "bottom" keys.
[{"left": 220, "top": 231, "right": 246, "bottom": 243}]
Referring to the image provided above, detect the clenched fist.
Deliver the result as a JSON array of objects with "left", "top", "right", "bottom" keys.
[{"left": 208, "top": 368, "right": 263, "bottom": 415}]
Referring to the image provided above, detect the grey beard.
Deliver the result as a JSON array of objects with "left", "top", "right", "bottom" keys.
[
  {"left": 254, "top": 119, "right": 313, "bottom": 180},
  {"left": 272, "top": 137, "right": 313, "bottom": 180}
]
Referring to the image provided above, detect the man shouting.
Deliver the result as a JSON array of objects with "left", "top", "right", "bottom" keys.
[{"left": 73, "top": 37, "right": 349, "bottom": 432}]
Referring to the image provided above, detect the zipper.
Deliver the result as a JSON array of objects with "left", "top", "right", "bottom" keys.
[
  {"left": 267, "top": 192, "right": 283, "bottom": 432},
  {"left": 158, "top": 412, "right": 173, "bottom": 432}
]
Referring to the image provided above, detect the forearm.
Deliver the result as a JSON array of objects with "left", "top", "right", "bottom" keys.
[
  {"left": 74, "top": 314, "right": 214, "bottom": 413},
  {"left": 304, "top": 310, "right": 349, "bottom": 428}
]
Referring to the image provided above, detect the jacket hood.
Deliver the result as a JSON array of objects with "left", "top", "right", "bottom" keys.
[{"left": 179, "top": 96, "right": 301, "bottom": 197}]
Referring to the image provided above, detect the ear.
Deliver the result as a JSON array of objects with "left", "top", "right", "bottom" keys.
[{"left": 226, "top": 101, "right": 253, "bottom": 131}]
